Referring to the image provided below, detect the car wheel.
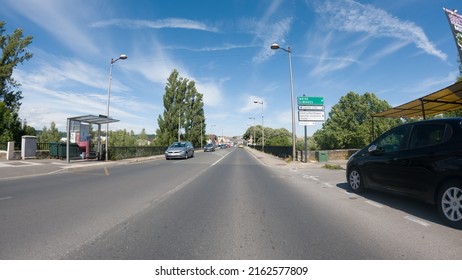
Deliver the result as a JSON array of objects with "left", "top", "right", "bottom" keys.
[
  {"left": 437, "top": 180, "right": 462, "bottom": 229},
  {"left": 348, "top": 167, "right": 365, "bottom": 193}
]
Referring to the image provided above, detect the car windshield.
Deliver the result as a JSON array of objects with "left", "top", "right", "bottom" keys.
[{"left": 171, "top": 142, "right": 185, "bottom": 148}]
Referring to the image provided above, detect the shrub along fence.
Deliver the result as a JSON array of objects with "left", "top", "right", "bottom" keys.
[
  {"left": 250, "top": 145, "right": 358, "bottom": 162},
  {"left": 109, "top": 146, "right": 168, "bottom": 161}
]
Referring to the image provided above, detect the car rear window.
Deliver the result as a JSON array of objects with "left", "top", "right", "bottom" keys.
[{"left": 409, "top": 123, "right": 447, "bottom": 149}]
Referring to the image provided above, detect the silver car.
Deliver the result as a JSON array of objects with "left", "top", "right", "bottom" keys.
[{"left": 165, "top": 141, "right": 194, "bottom": 159}]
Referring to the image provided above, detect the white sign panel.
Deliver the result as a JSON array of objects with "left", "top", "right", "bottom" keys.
[
  {"left": 298, "top": 105, "right": 325, "bottom": 110},
  {"left": 299, "top": 121, "right": 316, "bottom": 126},
  {"left": 298, "top": 110, "right": 325, "bottom": 121}
]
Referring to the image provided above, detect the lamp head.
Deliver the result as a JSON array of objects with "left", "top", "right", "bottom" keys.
[
  {"left": 270, "top": 43, "right": 280, "bottom": 50},
  {"left": 119, "top": 54, "right": 128, "bottom": 60}
]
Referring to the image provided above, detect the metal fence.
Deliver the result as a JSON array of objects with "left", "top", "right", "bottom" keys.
[
  {"left": 251, "top": 145, "right": 292, "bottom": 159},
  {"left": 109, "top": 146, "right": 168, "bottom": 161},
  {"left": 0, "top": 142, "right": 51, "bottom": 151}
]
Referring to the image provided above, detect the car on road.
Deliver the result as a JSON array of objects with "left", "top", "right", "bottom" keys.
[
  {"left": 165, "top": 141, "right": 194, "bottom": 159},
  {"left": 346, "top": 118, "right": 462, "bottom": 229},
  {"left": 203, "top": 143, "right": 215, "bottom": 152}
]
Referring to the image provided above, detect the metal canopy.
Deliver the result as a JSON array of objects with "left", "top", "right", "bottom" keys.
[
  {"left": 371, "top": 81, "right": 462, "bottom": 119},
  {"left": 68, "top": 114, "right": 120, "bottom": 124},
  {"left": 66, "top": 115, "right": 119, "bottom": 163}
]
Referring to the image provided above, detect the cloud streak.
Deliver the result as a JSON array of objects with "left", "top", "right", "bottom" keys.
[
  {"left": 314, "top": 0, "right": 447, "bottom": 61},
  {"left": 90, "top": 18, "right": 219, "bottom": 33}
]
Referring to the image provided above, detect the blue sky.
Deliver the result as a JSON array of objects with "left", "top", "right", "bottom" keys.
[{"left": 1, "top": 0, "right": 461, "bottom": 137}]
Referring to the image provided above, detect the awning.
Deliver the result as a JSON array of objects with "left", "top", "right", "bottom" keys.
[
  {"left": 68, "top": 114, "right": 120, "bottom": 124},
  {"left": 371, "top": 81, "right": 462, "bottom": 118}
]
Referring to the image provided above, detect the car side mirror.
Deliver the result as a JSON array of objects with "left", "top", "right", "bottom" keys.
[{"left": 368, "top": 144, "right": 378, "bottom": 153}]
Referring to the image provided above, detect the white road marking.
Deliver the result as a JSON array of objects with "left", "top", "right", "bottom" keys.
[
  {"left": 404, "top": 215, "right": 430, "bottom": 227},
  {"left": 365, "top": 200, "right": 384, "bottom": 208},
  {"left": 0, "top": 196, "right": 12, "bottom": 201}
]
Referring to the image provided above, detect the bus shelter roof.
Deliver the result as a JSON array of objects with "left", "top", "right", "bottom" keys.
[
  {"left": 371, "top": 81, "right": 462, "bottom": 119},
  {"left": 67, "top": 114, "right": 120, "bottom": 124}
]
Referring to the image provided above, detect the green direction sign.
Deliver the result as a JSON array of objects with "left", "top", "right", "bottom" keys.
[{"left": 298, "top": 96, "right": 324, "bottom": 106}]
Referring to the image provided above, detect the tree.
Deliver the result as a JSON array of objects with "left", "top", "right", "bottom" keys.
[
  {"left": 0, "top": 101, "right": 22, "bottom": 142},
  {"left": 109, "top": 129, "right": 136, "bottom": 147},
  {"left": 37, "top": 121, "right": 60, "bottom": 143},
  {"left": 156, "top": 69, "right": 205, "bottom": 147},
  {"left": 313, "top": 92, "right": 401, "bottom": 149},
  {"left": 0, "top": 21, "right": 33, "bottom": 142}
]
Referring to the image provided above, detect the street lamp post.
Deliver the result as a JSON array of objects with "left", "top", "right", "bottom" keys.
[
  {"left": 254, "top": 100, "right": 264, "bottom": 152},
  {"left": 106, "top": 54, "right": 127, "bottom": 161},
  {"left": 249, "top": 117, "right": 256, "bottom": 146},
  {"left": 271, "top": 43, "right": 296, "bottom": 161}
]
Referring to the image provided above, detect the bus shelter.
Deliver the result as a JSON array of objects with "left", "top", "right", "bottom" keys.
[{"left": 66, "top": 115, "right": 119, "bottom": 163}]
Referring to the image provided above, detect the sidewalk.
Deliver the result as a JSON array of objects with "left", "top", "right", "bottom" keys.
[
  {"left": 0, "top": 155, "right": 164, "bottom": 181},
  {"left": 0, "top": 148, "right": 347, "bottom": 180},
  {"left": 245, "top": 147, "right": 347, "bottom": 170}
]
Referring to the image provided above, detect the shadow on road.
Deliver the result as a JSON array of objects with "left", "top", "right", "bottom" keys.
[{"left": 335, "top": 182, "right": 447, "bottom": 228}]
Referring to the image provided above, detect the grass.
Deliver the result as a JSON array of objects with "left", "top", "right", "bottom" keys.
[{"left": 322, "top": 163, "right": 344, "bottom": 170}]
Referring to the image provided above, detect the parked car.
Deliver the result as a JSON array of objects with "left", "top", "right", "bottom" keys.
[
  {"left": 165, "top": 141, "right": 194, "bottom": 159},
  {"left": 203, "top": 143, "right": 215, "bottom": 152},
  {"left": 346, "top": 118, "right": 462, "bottom": 229}
]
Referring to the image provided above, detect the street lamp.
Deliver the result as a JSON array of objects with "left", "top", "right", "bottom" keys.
[
  {"left": 249, "top": 117, "right": 256, "bottom": 146},
  {"left": 254, "top": 100, "right": 264, "bottom": 152},
  {"left": 271, "top": 43, "right": 296, "bottom": 160},
  {"left": 106, "top": 54, "right": 127, "bottom": 161}
]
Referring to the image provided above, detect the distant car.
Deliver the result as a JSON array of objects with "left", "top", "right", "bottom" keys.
[
  {"left": 203, "top": 143, "right": 215, "bottom": 152},
  {"left": 238, "top": 143, "right": 244, "bottom": 148},
  {"left": 165, "top": 141, "right": 194, "bottom": 159},
  {"left": 346, "top": 118, "right": 462, "bottom": 229}
]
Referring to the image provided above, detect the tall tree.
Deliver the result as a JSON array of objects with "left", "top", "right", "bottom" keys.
[
  {"left": 313, "top": 92, "right": 401, "bottom": 149},
  {"left": 0, "top": 21, "right": 33, "bottom": 110},
  {"left": 0, "top": 21, "right": 33, "bottom": 142},
  {"left": 156, "top": 69, "right": 205, "bottom": 147}
]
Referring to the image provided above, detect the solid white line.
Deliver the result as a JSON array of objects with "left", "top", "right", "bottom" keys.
[{"left": 404, "top": 215, "right": 430, "bottom": 227}]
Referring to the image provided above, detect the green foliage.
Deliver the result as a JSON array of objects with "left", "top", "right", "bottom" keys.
[
  {"left": 156, "top": 69, "right": 205, "bottom": 147},
  {"left": 313, "top": 92, "right": 401, "bottom": 149},
  {"left": 243, "top": 126, "right": 293, "bottom": 146},
  {"left": 0, "top": 101, "right": 22, "bottom": 142},
  {"left": 37, "top": 121, "right": 61, "bottom": 143},
  {"left": 0, "top": 21, "right": 33, "bottom": 143},
  {"left": 296, "top": 137, "right": 318, "bottom": 151},
  {"left": 109, "top": 129, "right": 136, "bottom": 147},
  {"left": 0, "top": 21, "right": 33, "bottom": 111}
]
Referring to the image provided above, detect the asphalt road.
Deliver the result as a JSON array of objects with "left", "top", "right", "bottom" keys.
[{"left": 1, "top": 148, "right": 461, "bottom": 259}]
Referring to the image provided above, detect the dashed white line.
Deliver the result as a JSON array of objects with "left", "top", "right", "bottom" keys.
[
  {"left": 0, "top": 196, "right": 12, "bottom": 201},
  {"left": 404, "top": 215, "right": 430, "bottom": 227},
  {"left": 365, "top": 200, "right": 384, "bottom": 208}
]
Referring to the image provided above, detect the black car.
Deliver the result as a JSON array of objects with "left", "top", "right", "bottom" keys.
[{"left": 346, "top": 118, "right": 462, "bottom": 229}]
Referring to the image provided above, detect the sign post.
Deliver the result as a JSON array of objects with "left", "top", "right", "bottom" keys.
[{"left": 298, "top": 96, "right": 325, "bottom": 162}]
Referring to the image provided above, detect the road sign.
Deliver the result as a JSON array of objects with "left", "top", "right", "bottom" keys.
[
  {"left": 298, "top": 110, "right": 325, "bottom": 121},
  {"left": 298, "top": 96, "right": 324, "bottom": 106},
  {"left": 298, "top": 105, "right": 324, "bottom": 110},
  {"left": 299, "top": 121, "right": 316, "bottom": 126}
]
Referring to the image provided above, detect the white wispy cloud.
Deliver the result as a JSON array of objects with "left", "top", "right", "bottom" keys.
[
  {"left": 3, "top": 0, "right": 100, "bottom": 55},
  {"left": 90, "top": 18, "right": 219, "bottom": 33},
  {"left": 314, "top": 0, "right": 447, "bottom": 61}
]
